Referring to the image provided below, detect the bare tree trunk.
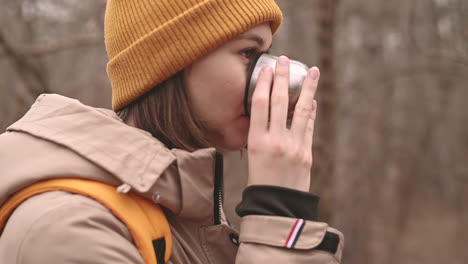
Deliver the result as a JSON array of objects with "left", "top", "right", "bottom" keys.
[
  {"left": 308, "top": 0, "right": 340, "bottom": 224},
  {"left": 333, "top": 0, "right": 468, "bottom": 263}
]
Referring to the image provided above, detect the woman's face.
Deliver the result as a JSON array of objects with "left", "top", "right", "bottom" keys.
[{"left": 184, "top": 23, "right": 273, "bottom": 152}]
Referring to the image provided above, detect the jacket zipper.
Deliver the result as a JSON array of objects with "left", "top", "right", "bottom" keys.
[{"left": 213, "top": 151, "right": 224, "bottom": 225}]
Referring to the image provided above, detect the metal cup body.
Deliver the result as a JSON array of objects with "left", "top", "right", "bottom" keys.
[{"left": 244, "top": 53, "right": 309, "bottom": 124}]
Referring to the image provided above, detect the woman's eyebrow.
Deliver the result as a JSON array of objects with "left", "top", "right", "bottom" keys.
[{"left": 235, "top": 33, "right": 273, "bottom": 50}]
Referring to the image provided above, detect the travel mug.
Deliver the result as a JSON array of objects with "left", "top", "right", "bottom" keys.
[{"left": 244, "top": 53, "right": 309, "bottom": 126}]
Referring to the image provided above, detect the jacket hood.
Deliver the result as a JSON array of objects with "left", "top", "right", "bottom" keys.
[{"left": 0, "top": 94, "right": 218, "bottom": 223}]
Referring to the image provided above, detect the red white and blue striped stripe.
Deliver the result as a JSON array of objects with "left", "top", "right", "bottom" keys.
[{"left": 284, "top": 219, "right": 305, "bottom": 248}]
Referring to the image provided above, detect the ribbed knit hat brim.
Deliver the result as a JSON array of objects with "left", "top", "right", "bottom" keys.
[{"left": 105, "top": 0, "right": 283, "bottom": 110}]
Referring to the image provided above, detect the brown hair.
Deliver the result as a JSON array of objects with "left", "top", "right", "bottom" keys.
[{"left": 117, "top": 72, "right": 212, "bottom": 152}]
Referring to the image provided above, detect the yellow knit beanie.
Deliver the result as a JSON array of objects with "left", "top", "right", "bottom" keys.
[{"left": 104, "top": 0, "right": 283, "bottom": 110}]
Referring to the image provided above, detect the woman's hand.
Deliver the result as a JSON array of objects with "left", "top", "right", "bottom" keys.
[{"left": 247, "top": 56, "right": 320, "bottom": 192}]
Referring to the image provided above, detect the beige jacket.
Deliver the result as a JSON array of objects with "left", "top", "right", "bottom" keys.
[{"left": 0, "top": 94, "right": 344, "bottom": 264}]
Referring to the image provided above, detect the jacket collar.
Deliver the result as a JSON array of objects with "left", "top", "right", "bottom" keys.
[{"left": 6, "top": 94, "right": 218, "bottom": 222}]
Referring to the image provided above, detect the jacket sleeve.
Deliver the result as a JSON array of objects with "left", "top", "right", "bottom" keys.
[
  {"left": 0, "top": 191, "right": 145, "bottom": 264},
  {"left": 234, "top": 186, "right": 344, "bottom": 264}
]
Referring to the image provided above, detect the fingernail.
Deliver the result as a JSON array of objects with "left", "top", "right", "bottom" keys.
[
  {"left": 262, "top": 65, "right": 272, "bottom": 73},
  {"left": 309, "top": 67, "right": 319, "bottom": 80},
  {"left": 278, "top": 56, "right": 289, "bottom": 65}
]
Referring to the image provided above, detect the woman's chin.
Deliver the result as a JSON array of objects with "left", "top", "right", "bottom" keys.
[{"left": 217, "top": 125, "right": 249, "bottom": 151}]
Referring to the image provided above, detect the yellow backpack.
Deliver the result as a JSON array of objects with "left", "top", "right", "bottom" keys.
[{"left": 0, "top": 178, "right": 172, "bottom": 264}]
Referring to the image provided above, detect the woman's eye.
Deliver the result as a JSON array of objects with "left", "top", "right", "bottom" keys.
[{"left": 240, "top": 48, "right": 258, "bottom": 59}]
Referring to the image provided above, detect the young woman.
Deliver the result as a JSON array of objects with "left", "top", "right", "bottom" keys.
[{"left": 0, "top": 0, "right": 343, "bottom": 263}]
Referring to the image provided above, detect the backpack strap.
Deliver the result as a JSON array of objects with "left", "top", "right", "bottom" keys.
[{"left": 0, "top": 178, "right": 172, "bottom": 264}]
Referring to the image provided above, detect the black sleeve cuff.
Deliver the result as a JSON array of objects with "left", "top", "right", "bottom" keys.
[{"left": 235, "top": 185, "right": 320, "bottom": 221}]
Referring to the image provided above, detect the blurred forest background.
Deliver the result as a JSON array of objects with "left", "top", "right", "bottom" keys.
[{"left": 1, "top": 0, "right": 467, "bottom": 263}]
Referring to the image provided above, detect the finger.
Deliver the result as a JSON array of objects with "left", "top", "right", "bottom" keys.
[
  {"left": 269, "top": 56, "right": 290, "bottom": 132},
  {"left": 249, "top": 65, "right": 273, "bottom": 136},
  {"left": 303, "top": 100, "right": 317, "bottom": 151},
  {"left": 290, "top": 67, "right": 320, "bottom": 139}
]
